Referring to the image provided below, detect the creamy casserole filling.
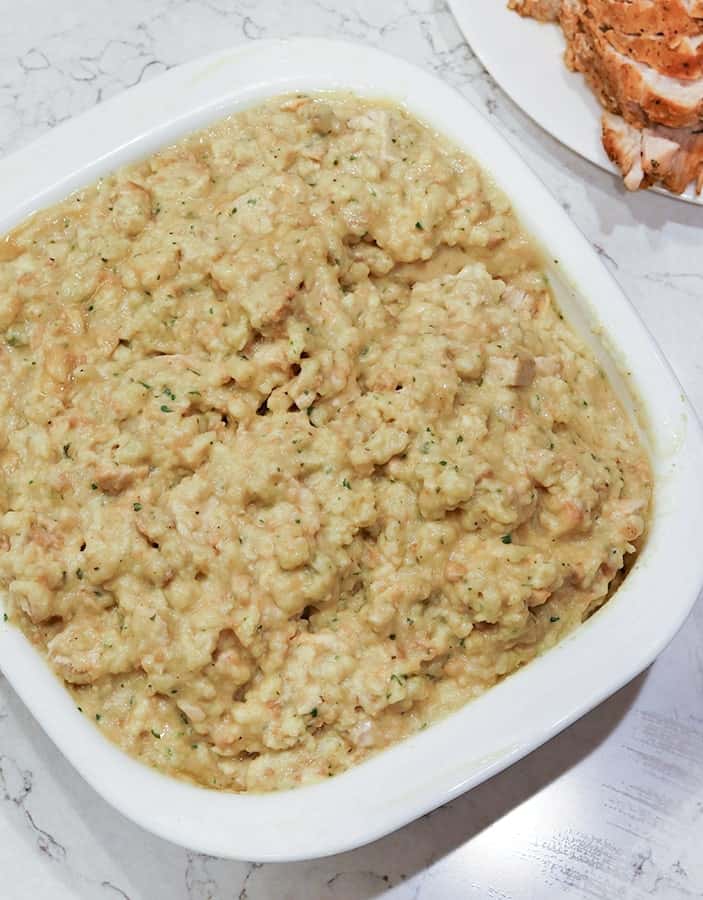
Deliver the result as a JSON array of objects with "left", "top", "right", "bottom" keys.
[{"left": 0, "top": 94, "right": 651, "bottom": 792}]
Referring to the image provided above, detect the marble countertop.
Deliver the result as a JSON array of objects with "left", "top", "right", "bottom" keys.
[{"left": 1, "top": 2, "right": 702, "bottom": 897}]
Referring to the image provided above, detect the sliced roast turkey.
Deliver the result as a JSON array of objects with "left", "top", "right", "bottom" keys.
[{"left": 602, "top": 110, "right": 703, "bottom": 192}]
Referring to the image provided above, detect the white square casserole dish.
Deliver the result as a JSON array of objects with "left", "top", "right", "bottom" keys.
[{"left": 0, "top": 38, "right": 702, "bottom": 863}]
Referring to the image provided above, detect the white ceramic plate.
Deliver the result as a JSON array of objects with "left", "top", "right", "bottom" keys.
[
  {"left": 447, "top": 0, "right": 703, "bottom": 205},
  {"left": 1, "top": 38, "right": 702, "bottom": 863}
]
